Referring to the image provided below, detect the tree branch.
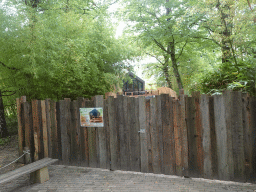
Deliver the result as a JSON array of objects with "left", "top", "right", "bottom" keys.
[
  {"left": 145, "top": 53, "right": 164, "bottom": 64},
  {"left": 176, "top": 40, "right": 188, "bottom": 61},
  {"left": 0, "top": 61, "right": 19, "bottom": 71}
]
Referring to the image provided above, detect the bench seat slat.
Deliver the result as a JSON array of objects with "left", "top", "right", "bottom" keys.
[{"left": 0, "top": 158, "right": 58, "bottom": 184}]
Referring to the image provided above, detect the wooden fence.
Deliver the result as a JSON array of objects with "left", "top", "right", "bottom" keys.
[{"left": 16, "top": 91, "right": 256, "bottom": 182}]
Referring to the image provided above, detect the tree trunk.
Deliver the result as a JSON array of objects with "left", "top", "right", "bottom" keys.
[
  {"left": 0, "top": 90, "right": 8, "bottom": 138},
  {"left": 169, "top": 40, "right": 183, "bottom": 89}
]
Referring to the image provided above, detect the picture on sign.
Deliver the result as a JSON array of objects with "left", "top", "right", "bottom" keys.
[{"left": 80, "top": 108, "right": 104, "bottom": 127}]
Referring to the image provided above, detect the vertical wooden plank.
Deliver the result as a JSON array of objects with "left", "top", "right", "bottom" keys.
[
  {"left": 104, "top": 99, "right": 111, "bottom": 170},
  {"left": 213, "top": 94, "right": 229, "bottom": 180},
  {"left": 180, "top": 94, "right": 188, "bottom": 177},
  {"left": 78, "top": 98, "right": 89, "bottom": 167},
  {"left": 70, "top": 100, "right": 79, "bottom": 165},
  {"left": 128, "top": 97, "right": 140, "bottom": 172},
  {"left": 95, "top": 95, "right": 107, "bottom": 169},
  {"left": 56, "top": 101, "right": 62, "bottom": 163},
  {"left": 150, "top": 97, "right": 161, "bottom": 174},
  {"left": 161, "top": 94, "right": 175, "bottom": 175},
  {"left": 50, "top": 100, "right": 59, "bottom": 160},
  {"left": 59, "top": 100, "right": 70, "bottom": 164},
  {"left": 41, "top": 100, "right": 48, "bottom": 158},
  {"left": 32, "top": 100, "right": 40, "bottom": 161},
  {"left": 229, "top": 91, "right": 245, "bottom": 181},
  {"left": 250, "top": 97, "right": 256, "bottom": 180},
  {"left": 87, "top": 100, "right": 97, "bottom": 168},
  {"left": 139, "top": 96, "right": 148, "bottom": 173},
  {"left": 23, "top": 102, "right": 34, "bottom": 163},
  {"left": 194, "top": 94, "right": 203, "bottom": 178},
  {"left": 173, "top": 99, "right": 182, "bottom": 176},
  {"left": 156, "top": 95, "right": 163, "bottom": 173},
  {"left": 201, "top": 95, "right": 212, "bottom": 179},
  {"left": 45, "top": 99, "right": 52, "bottom": 158},
  {"left": 118, "top": 95, "right": 129, "bottom": 171},
  {"left": 108, "top": 96, "right": 120, "bottom": 170},
  {"left": 222, "top": 91, "right": 234, "bottom": 181},
  {"left": 135, "top": 98, "right": 141, "bottom": 171},
  {"left": 16, "top": 96, "right": 26, "bottom": 163},
  {"left": 146, "top": 98, "right": 153, "bottom": 173}
]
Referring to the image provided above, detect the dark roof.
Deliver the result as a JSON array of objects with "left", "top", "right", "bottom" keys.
[{"left": 128, "top": 72, "right": 145, "bottom": 83}]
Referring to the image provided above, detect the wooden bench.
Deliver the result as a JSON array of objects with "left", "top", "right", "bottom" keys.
[{"left": 0, "top": 158, "right": 58, "bottom": 184}]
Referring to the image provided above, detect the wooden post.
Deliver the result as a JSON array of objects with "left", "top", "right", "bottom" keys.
[
  {"left": 23, "top": 102, "right": 34, "bottom": 163},
  {"left": 70, "top": 100, "right": 79, "bottom": 166},
  {"left": 45, "top": 99, "right": 52, "bottom": 158},
  {"left": 156, "top": 95, "right": 163, "bottom": 173},
  {"left": 118, "top": 95, "right": 130, "bottom": 171},
  {"left": 32, "top": 100, "right": 41, "bottom": 161},
  {"left": 150, "top": 97, "right": 161, "bottom": 173},
  {"left": 16, "top": 96, "right": 26, "bottom": 163},
  {"left": 161, "top": 94, "right": 175, "bottom": 175},
  {"left": 41, "top": 100, "right": 48, "bottom": 158},
  {"left": 108, "top": 96, "right": 120, "bottom": 170},
  {"left": 103, "top": 99, "right": 111, "bottom": 170},
  {"left": 49, "top": 100, "right": 59, "bottom": 160},
  {"left": 146, "top": 98, "right": 153, "bottom": 173},
  {"left": 129, "top": 97, "right": 140, "bottom": 172}
]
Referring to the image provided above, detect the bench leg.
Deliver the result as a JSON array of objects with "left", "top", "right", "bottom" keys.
[{"left": 30, "top": 167, "right": 49, "bottom": 183}]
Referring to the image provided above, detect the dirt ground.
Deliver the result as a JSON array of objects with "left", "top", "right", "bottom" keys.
[{"left": 0, "top": 135, "right": 25, "bottom": 175}]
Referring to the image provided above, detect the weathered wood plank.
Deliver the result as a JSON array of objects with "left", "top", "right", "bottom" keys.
[
  {"left": 156, "top": 95, "right": 163, "bottom": 173},
  {"left": 45, "top": 99, "right": 52, "bottom": 158},
  {"left": 59, "top": 100, "right": 70, "bottom": 164},
  {"left": 32, "top": 100, "right": 41, "bottom": 161},
  {"left": 213, "top": 94, "right": 229, "bottom": 180},
  {"left": 173, "top": 99, "right": 182, "bottom": 176},
  {"left": 118, "top": 95, "right": 129, "bottom": 171},
  {"left": 161, "top": 94, "right": 175, "bottom": 175},
  {"left": 78, "top": 98, "right": 89, "bottom": 167},
  {"left": 201, "top": 95, "right": 212, "bottom": 179},
  {"left": 250, "top": 97, "right": 256, "bottom": 180},
  {"left": 194, "top": 94, "right": 203, "bottom": 178},
  {"left": 129, "top": 97, "right": 140, "bottom": 172},
  {"left": 150, "top": 97, "right": 161, "bottom": 174},
  {"left": 139, "top": 96, "right": 148, "bottom": 173},
  {"left": 16, "top": 96, "right": 26, "bottom": 163},
  {"left": 229, "top": 91, "right": 245, "bottom": 181},
  {"left": 41, "top": 100, "right": 48, "bottom": 158},
  {"left": 180, "top": 94, "right": 188, "bottom": 176},
  {"left": 108, "top": 96, "right": 120, "bottom": 170},
  {"left": 23, "top": 102, "right": 34, "bottom": 163},
  {"left": 95, "top": 95, "right": 107, "bottom": 169},
  {"left": 49, "top": 100, "right": 60, "bottom": 160},
  {"left": 146, "top": 98, "right": 153, "bottom": 173},
  {"left": 70, "top": 100, "right": 79, "bottom": 165},
  {"left": 103, "top": 99, "right": 111, "bottom": 170}
]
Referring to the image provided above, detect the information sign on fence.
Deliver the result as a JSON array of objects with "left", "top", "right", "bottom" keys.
[{"left": 80, "top": 108, "right": 104, "bottom": 127}]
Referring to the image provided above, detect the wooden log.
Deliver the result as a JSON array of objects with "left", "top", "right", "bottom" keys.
[
  {"left": 16, "top": 96, "right": 26, "bottom": 163},
  {"left": 103, "top": 99, "right": 111, "bottom": 170},
  {"left": 173, "top": 99, "right": 182, "bottom": 176},
  {"left": 95, "top": 95, "right": 108, "bottom": 169},
  {"left": 194, "top": 94, "right": 203, "bottom": 178},
  {"left": 32, "top": 100, "right": 41, "bottom": 161},
  {"left": 146, "top": 98, "right": 153, "bottom": 173},
  {"left": 156, "top": 95, "right": 163, "bottom": 173},
  {"left": 213, "top": 94, "right": 229, "bottom": 180},
  {"left": 228, "top": 91, "right": 245, "bottom": 181},
  {"left": 108, "top": 96, "right": 120, "bottom": 170},
  {"left": 41, "top": 100, "right": 48, "bottom": 158},
  {"left": 55, "top": 102, "right": 62, "bottom": 163},
  {"left": 201, "top": 95, "right": 212, "bottom": 179},
  {"left": 161, "top": 94, "right": 175, "bottom": 175},
  {"left": 129, "top": 97, "right": 140, "bottom": 172},
  {"left": 49, "top": 100, "right": 59, "bottom": 160},
  {"left": 180, "top": 94, "right": 188, "bottom": 176},
  {"left": 139, "top": 96, "right": 148, "bottom": 173},
  {"left": 250, "top": 97, "right": 256, "bottom": 180},
  {"left": 23, "top": 102, "right": 34, "bottom": 163},
  {"left": 118, "top": 95, "right": 129, "bottom": 171},
  {"left": 45, "top": 99, "right": 52, "bottom": 158},
  {"left": 78, "top": 97, "right": 89, "bottom": 167},
  {"left": 59, "top": 100, "right": 70, "bottom": 164},
  {"left": 150, "top": 97, "right": 161, "bottom": 174},
  {"left": 70, "top": 100, "right": 79, "bottom": 165}
]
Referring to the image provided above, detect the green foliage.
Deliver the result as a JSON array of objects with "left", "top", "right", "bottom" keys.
[
  {"left": 0, "top": 136, "right": 11, "bottom": 146},
  {"left": 191, "top": 61, "right": 256, "bottom": 95}
]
